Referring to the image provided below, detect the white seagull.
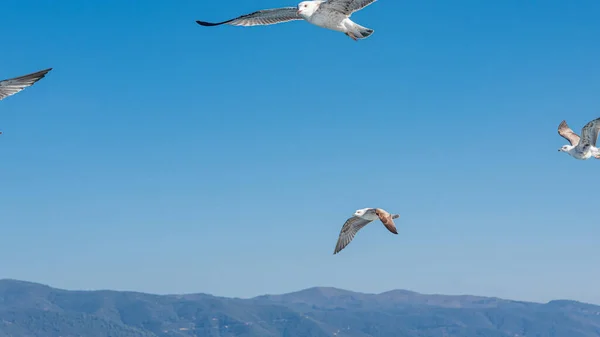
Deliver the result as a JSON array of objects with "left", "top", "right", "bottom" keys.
[
  {"left": 1, "top": 68, "right": 53, "bottom": 135},
  {"left": 196, "top": 0, "right": 378, "bottom": 41},
  {"left": 333, "top": 208, "right": 399, "bottom": 254},
  {"left": 557, "top": 117, "right": 600, "bottom": 160}
]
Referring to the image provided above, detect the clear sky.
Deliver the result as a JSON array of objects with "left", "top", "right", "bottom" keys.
[{"left": 1, "top": 0, "right": 599, "bottom": 305}]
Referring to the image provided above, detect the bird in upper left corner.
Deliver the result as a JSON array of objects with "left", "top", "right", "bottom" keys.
[{"left": 0, "top": 68, "right": 53, "bottom": 135}]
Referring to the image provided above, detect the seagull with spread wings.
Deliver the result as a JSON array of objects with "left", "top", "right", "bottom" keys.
[
  {"left": 196, "top": 0, "right": 378, "bottom": 41},
  {"left": 1, "top": 68, "right": 53, "bottom": 135},
  {"left": 333, "top": 208, "right": 400, "bottom": 254},
  {"left": 557, "top": 117, "right": 600, "bottom": 160}
]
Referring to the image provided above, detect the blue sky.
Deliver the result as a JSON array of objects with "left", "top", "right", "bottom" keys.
[{"left": 1, "top": 0, "right": 599, "bottom": 305}]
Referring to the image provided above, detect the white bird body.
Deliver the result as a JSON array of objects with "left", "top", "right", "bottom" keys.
[
  {"left": 298, "top": 1, "right": 348, "bottom": 32},
  {"left": 354, "top": 208, "right": 379, "bottom": 221},
  {"left": 305, "top": 9, "right": 346, "bottom": 32},
  {"left": 563, "top": 145, "right": 597, "bottom": 160}
]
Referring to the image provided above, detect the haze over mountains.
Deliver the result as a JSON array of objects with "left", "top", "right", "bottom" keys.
[{"left": 1, "top": 279, "right": 600, "bottom": 337}]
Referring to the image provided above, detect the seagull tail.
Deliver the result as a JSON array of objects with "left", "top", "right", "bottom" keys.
[{"left": 352, "top": 23, "right": 374, "bottom": 39}]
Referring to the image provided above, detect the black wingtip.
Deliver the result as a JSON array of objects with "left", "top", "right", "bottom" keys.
[
  {"left": 196, "top": 20, "right": 225, "bottom": 27},
  {"left": 29, "top": 68, "right": 53, "bottom": 76},
  {"left": 17, "top": 68, "right": 53, "bottom": 82}
]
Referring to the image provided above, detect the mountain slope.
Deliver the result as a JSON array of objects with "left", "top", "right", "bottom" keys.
[{"left": 1, "top": 279, "right": 599, "bottom": 337}]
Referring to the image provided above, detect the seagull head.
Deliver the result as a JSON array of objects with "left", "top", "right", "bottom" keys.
[
  {"left": 297, "top": 1, "right": 320, "bottom": 17},
  {"left": 354, "top": 208, "right": 372, "bottom": 217},
  {"left": 558, "top": 145, "right": 572, "bottom": 153}
]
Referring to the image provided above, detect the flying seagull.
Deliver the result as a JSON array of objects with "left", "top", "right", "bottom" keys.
[
  {"left": 196, "top": 0, "right": 378, "bottom": 41},
  {"left": 1, "top": 68, "right": 53, "bottom": 135},
  {"left": 333, "top": 208, "right": 399, "bottom": 254},
  {"left": 557, "top": 117, "right": 600, "bottom": 160}
]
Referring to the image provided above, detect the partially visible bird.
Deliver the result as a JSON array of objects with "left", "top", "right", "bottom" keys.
[
  {"left": 196, "top": 0, "right": 378, "bottom": 41},
  {"left": 333, "top": 207, "right": 399, "bottom": 254},
  {"left": 0, "top": 68, "right": 53, "bottom": 135},
  {"left": 557, "top": 117, "right": 600, "bottom": 160}
]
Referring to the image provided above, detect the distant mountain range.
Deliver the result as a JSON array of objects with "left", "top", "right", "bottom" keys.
[{"left": 1, "top": 279, "right": 599, "bottom": 337}]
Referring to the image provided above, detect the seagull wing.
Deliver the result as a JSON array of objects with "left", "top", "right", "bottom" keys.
[
  {"left": 196, "top": 7, "right": 303, "bottom": 27},
  {"left": 557, "top": 120, "right": 581, "bottom": 146},
  {"left": 333, "top": 216, "right": 374, "bottom": 254},
  {"left": 580, "top": 117, "right": 600, "bottom": 147},
  {"left": 0, "top": 68, "right": 52, "bottom": 101},
  {"left": 319, "top": 0, "right": 377, "bottom": 15},
  {"left": 375, "top": 208, "right": 399, "bottom": 234}
]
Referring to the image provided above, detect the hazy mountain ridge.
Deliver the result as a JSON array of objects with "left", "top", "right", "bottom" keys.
[{"left": 1, "top": 279, "right": 599, "bottom": 337}]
